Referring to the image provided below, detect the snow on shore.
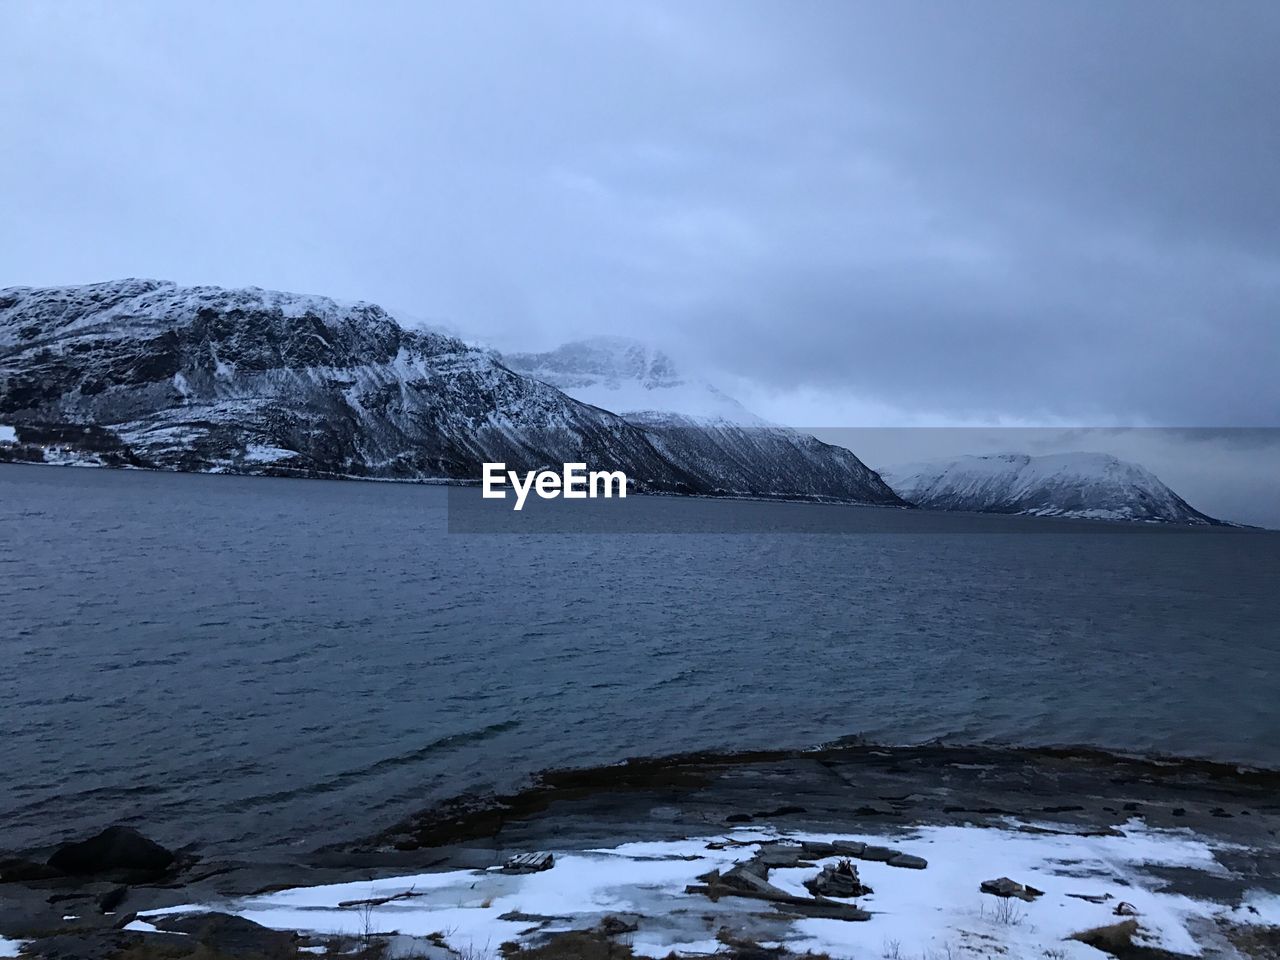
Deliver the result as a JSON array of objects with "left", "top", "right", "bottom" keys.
[{"left": 138, "top": 820, "right": 1279, "bottom": 958}]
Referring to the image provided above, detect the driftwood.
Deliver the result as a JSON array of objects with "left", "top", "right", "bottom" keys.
[
  {"left": 502, "top": 851, "right": 555, "bottom": 874},
  {"left": 687, "top": 866, "right": 871, "bottom": 921},
  {"left": 338, "top": 888, "right": 423, "bottom": 908}
]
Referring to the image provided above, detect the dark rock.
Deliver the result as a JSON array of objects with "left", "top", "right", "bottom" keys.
[
  {"left": 859, "top": 845, "right": 899, "bottom": 861},
  {"left": 831, "top": 840, "right": 866, "bottom": 858},
  {"left": 726, "top": 813, "right": 754, "bottom": 823},
  {"left": 0, "top": 857, "right": 64, "bottom": 883},
  {"left": 19, "top": 930, "right": 172, "bottom": 960},
  {"left": 980, "top": 877, "right": 1044, "bottom": 901},
  {"left": 754, "top": 843, "right": 806, "bottom": 868},
  {"left": 800, "top": 841, "right": 837, "bottom": 858},
  {"left": 152, "top": 911, "right": 298, "bottom": 958},
  {"left": 47, "top": 826, "right": 174, "bottom": 877},
  {"left": 1113, "top": 901, "right": 1139, "bottom": 916},
  {"left": 599, "top": 915, "right": 640, "bottom": 936},
  {"left": 98, "top": 885, "right": 128, "bottom": 913},
  {"left": 887, "top": 853, "right": 927, "bottom": 870}
]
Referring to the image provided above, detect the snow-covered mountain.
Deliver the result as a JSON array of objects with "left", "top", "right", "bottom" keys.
[
  {"left": 505, "top": 337, "right": 904, "bottom": 505},
  {"left": 0, "top": 280, "right": 699, "bottom": 489},
  {"left": 882, "top": 452, "right": 1224, "bottom": 525},
  {"left": 0, "top": 280, "right": 903, "bottom": 505}
]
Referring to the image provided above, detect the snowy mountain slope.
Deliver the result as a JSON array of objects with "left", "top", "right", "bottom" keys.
[
  {"left": 505, "top": 337, "right": 905, "bottom": 505},
  {"left": 0, "top": 280, "right": 698, "bottom": 489},
  {"left": 882, "top": 452, "right": 1224, "bottom": 524}
]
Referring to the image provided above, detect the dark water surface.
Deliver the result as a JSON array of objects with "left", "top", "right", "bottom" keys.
[{"left": 2, "top": 464, "right": 1277, "bottom": 859}]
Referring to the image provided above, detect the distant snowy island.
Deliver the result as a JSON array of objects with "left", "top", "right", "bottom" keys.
[{"left": 882, "top": 452, "right": 1225, "bottom": 526}]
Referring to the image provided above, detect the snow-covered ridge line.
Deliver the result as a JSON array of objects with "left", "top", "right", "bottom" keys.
[
  {"left": 0, "top": 281, "right": 905, "bottom": 505},
  {"left": 883, "top": 452, "right": 1224, "bottom": 525}
]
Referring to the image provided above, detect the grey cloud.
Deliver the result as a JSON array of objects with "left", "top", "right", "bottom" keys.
[{"left": 1, "top": 0, "right": 1277, "bottom": 425}]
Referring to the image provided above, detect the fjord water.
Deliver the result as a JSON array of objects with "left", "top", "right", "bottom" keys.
[{"left": 2, "top": 465, "right": 1277, "bottom": 859}]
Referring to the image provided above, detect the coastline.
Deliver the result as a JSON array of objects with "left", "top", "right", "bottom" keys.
[
  {"left": 4, "top": 743, "right": 1278, "bottom": 958},
  {"left": 3, "top": 460, "right": 1271, "bottom": 529}
]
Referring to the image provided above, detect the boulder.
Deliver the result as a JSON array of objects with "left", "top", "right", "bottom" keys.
[
  {"left": 47, "top": 827, "right": 174, "bottom": 877},
  {"left": 887, "top": 853, "right": 927, "bottom": 870},
  {"left": 800, "top": 841, "right": 837, "bottom": 858},
  {"left": 859, "top": 845, "right": 899, "bottom": 862},
  {"left": 831, "top": 840, "right": 866, "bottom": 858}
]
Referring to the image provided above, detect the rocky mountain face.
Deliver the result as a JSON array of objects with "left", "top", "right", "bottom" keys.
[
  {"left": 882, "top": 452, "right": 1224, "bottom": 525},
  {"left": 505, "top": 337, "right": 905, "bottom": 505},
  {"left": 0, "top": 280, "right": 699, "bottom": 490},
  {"left": 0, "top": 281, "right": 903, "bottom": 505}
]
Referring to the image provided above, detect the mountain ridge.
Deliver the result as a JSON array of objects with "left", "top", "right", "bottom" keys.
[{"left": 0, "top": 280, "right": 904, "bottom": 506}]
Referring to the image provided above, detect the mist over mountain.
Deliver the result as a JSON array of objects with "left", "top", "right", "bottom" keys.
[{"left": 505, "top": 337, "right": 903, "bottom": 504}]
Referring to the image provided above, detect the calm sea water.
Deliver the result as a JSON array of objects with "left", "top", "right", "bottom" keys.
[{"left": 2, "top": 464, "right": 1277, "bottom": 859}]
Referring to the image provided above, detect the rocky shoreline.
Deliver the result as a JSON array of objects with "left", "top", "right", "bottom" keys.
[{"left": 3, "top": 744, "right": 1278, "bottom": 959}]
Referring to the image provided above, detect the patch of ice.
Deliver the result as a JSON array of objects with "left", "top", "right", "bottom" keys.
[
  {"left": 134, "top": 821, "right": 1278, "bottom": 959},
  {"left": 0, "top": 938, "right": 24, "bottom": 958},
  {"left": 0, "top": 424, "right": 16, "bottom": 443}
]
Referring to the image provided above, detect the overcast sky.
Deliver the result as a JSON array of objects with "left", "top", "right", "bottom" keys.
[{"left": 3, "top": 1, "right": 1277, "bottom": 432}]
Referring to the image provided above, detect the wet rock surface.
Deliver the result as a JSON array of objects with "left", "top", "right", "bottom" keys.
[{"left": 3, "top": 743, "right": 1278, "bottom": 956}]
